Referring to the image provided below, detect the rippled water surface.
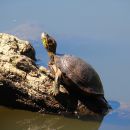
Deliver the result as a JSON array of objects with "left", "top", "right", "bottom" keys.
[{"left": 0, "top": 0, "right": 130, "bottom": 130}]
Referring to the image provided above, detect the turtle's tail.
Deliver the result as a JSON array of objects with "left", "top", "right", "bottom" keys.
[{"left": 97, "top": 96, "right": 112, "bottom": 114}]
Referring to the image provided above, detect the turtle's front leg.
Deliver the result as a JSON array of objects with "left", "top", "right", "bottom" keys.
[{"left": 49, "top": 69, "right": 62, "bottom": 96}]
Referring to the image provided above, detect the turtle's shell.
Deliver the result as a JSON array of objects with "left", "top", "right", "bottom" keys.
[{"left": 55, "top": 54, "right": 104, "bottom": 95}]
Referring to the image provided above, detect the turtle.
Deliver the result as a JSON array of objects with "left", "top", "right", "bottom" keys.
[{"left": 41, "top": 32, "right": 111, "bottom": 114}]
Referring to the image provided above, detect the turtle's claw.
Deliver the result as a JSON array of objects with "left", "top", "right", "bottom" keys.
[{"left": 48, "top": 83, "right": 59, "bottom": 96}]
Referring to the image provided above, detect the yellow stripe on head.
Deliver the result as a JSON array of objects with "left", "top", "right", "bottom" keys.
[
  {"left": 41, "top": 32, "right": 48, "bottom": 47},
  {"left": 42, "top": 37, "right": 47, "bottom": 47}
]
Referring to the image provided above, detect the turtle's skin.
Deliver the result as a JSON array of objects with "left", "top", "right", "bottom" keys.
[{"left": 41, "top": 32, "right": 111, "bottom": 114}]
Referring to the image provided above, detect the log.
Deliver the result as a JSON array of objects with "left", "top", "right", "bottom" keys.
[{"left": 0, "top": 33, "right": 109, "bottom": 118}]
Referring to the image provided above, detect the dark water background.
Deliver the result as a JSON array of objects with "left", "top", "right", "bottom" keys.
[{"left": 0, "top": 0, "right": 130, "bottom": 130}]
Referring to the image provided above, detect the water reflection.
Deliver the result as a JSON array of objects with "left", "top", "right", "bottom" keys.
[
  {"left": 0, "top": 101, "right": 130, "bottom": 130},
  {"left": 0, "top": 106, "right": 103, "bottom": 130}
]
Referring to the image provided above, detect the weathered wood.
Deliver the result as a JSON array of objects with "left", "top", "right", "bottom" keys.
[{"left": 0, "top": 33, "right": 110, "bottom": 117}]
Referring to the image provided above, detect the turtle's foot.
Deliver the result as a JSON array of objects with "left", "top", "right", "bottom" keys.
[{"left": 48, "top": 82, "right": 59, "bottom": 96}]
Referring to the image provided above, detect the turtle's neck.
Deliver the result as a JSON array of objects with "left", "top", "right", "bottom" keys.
[{"left": 48, "top": 51, "right": 55, "bottom": 64}]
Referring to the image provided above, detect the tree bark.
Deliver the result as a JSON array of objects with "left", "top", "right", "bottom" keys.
[{"left": 0, "top": 33, "right": 109, "bottom": 118}]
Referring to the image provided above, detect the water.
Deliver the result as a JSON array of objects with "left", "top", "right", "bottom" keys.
[
  {"left": 0, "top": 101, "right": 130, "bottom": 130},
  {"left": 0, "top": 0, "right": 130, "bottom": 130}
]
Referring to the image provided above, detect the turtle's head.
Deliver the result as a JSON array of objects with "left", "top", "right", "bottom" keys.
[{"left": 41, "top": 32, "right": 57, "bottom": 56}]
